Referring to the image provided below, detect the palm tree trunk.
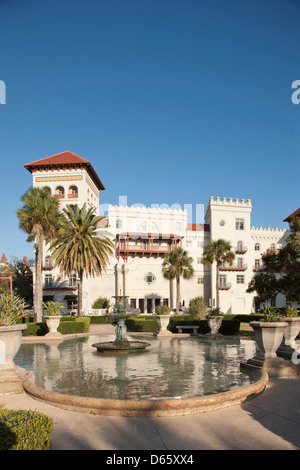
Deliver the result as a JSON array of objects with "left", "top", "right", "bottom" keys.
[
  {"left": 216, "top": 263, "right": 220, "bottom": 309},
  {"left": 176, "top": 274, "right": 180, "bottom": 314},
  {"left": 34, "top": 225, "right": 44, "bottom": 323},
  {"left": 78, "top": 269, "right": 84, "bottom": 316}
]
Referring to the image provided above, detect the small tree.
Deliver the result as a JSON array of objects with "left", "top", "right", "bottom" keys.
[
  {"left": 189, "top": 296, "right": 207, "bottom": 319},
  {"left": 162, "top": 247, "right": 194, "bottom": 314},
  {"left": 202, "top": 239, "right": 235, "bottom": 309},
  {"left": 49, "top": 204, "right": 114, "bottom": 315},
  {"left": 247, "top": 217, "right": 300, "bottom": 305}
]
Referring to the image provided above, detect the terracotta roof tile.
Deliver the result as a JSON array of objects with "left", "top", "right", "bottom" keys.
[
  {"left": 24, "top": 151, "right": 105, "bottom": 191},
  {"left": 187, "top": 223, "right": 210, "bottom": 232},
  {"left": 283, "top": 208, "right": 300, "bottom": 222}
]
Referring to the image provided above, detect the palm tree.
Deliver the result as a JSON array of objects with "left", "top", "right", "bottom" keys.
[
  {"left": 162, "top": 247, "right": 194, "bottom": 314},
  {"left": 17, "top": 187, "right": 65, "bottom": 322},
  {"left": 48, "top": 204, "right": 114, "bottom": 315},
  {"left": 202, "top": 239, "right": 235, "bottom": 309}
]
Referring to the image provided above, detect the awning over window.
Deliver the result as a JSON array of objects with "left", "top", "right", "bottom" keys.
[{"left": 43, "top": 295, "right": 54, "bottom": 302}]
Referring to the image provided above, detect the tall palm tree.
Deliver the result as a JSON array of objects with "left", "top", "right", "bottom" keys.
[
  {"left": 162, "top": 247, "right": 194, "bottom": 314},
  {"left": 17, "top": 187, "right": 65, "bottom": 322},
  {"left": 48, "top": 204, "right": 114, "bottom": 315},
  {"left": 202, "top": 239, "right": 235, "bottom": 309}
]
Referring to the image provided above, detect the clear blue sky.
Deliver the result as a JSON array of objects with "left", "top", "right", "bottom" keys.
[{"left": 0, "top": 0, "right": 299, "bottom": 260}]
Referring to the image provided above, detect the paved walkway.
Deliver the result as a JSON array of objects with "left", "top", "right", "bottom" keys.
[{"left": 1, "top": 325, "right": 300, "bottom": 450}]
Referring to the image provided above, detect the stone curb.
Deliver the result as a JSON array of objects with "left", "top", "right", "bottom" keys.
[{"left": 21, "top": 363, "right": 268, "bottom": 417}]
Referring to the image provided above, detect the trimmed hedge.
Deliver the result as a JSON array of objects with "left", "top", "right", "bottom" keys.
[
  {"left": 89, "top": 315, "right": 117, "bottom": 324},
  {"left": 22, "top": 316, "right": 90, "bottom": 336},
  {"left": 126, "top": 316, "right": 159, "bottom": 333},
  {"left": 58, "top": 317, "right": 90, "bottom": 334},
  {"left": 125, "top": 314, "right": 241, "bottom": 336},
  {"left": 0, "top": 406, "right": 53, "bottom": 450}
]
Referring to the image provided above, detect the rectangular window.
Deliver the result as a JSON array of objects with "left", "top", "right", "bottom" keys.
[
  {"left": 237, "top": 275, "right": 245, "bottom": 284},
  {"left": 197, "top": 277, "right": 204, "bottom": 284},
  {"left": 197, "top": 257, "right": 202, "bottom": 264},
  {"left": 236, "top": 219, "right": 244, "bottom": 230},
  {"left": 163, "top": 298, "right": 169, "bottom": 306},
  {"left": 237, "top": 257, "right": 243, "bottom": 268},
  {"left": 255, "top": 259, "right": 260, "bottom": 269},
  {"left": 69, "top": 274, "right": 77, "bottom": 287},
  {"left": 186, "top": 241, "right": 192, "bottom": 248},
  {"left": 219, "top": 275, "right": 227, "bottom": 286},
  {"left": 44, "top": 274, "right": 53, "bottom": 287},
  {"left": 130, "top": 299, "right": 136, "bottom": 309},
  {"left": 67, "top": 299, "right": 77, "bottom": 310}
]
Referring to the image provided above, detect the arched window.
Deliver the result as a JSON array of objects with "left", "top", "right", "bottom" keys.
[
  {"left": 68, "top": 186, "right": 78, "bottom": 199},
  {"left": 55, "top": 186, "right": 65, "bottom": 199},
  {"left": 44, "top": 255, "right": 52, "bottom": 267},
  {"left": 151, "top": 222, "right": 159, "bottom": 233},
  {"left": 255, "top": 243, "right": 260, "bottom": 251},
  {"left": 270, "top": 243, "right": 276, "bottom": 249},
  {"left": 140, "top": 221, "right": 147, "bottom": 232},
  {"left": 237, "top": 241, "right": 243, "bottom": 251}
]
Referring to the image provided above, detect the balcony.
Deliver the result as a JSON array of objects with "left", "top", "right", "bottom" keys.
[
  {"left": 218, "top": 282, "right": 232, "bottom": 290},
  {"left": 235, "top": 245, "right": 248, "bottom": 254},
  {"left": 117, "top": 232, "right": 183, "bottom": 261},
  {"left": 68, "top": 193, "right": 78, "bottom": 199},
  {"left": 253, "top": 264, "right": 265, "bottom": 272},
  {"left": 219, "top": 264, "right": 248, "bottom": 272},
  {"left": 43, "top": 279, "right": 77, "bottom": 291}
]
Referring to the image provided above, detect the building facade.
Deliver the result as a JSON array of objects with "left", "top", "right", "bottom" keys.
[{"left": 25, "top": 151, "right": 290, "bottom": 315}]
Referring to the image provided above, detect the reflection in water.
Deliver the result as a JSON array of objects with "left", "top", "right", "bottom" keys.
[{"left": 15, "top": 335, "right": 257, "bottom": 400}]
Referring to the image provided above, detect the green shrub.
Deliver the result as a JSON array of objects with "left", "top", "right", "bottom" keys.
[
  {"left": 0, "top": 406, "right": 53, "bottom": 450},
  {"left": 92, "top": 297, "right": 110, "bottom": 309},
  {"left": 168, "top": 314, "right": 240, "bottom": 335},
  {"left": 88, "top": 315, "right": 117, "bottom": 324},
  {"left": 155, "top": 305, "right": 171, "bottom": 315},
  {"left": 189, "top": 296, "right": 207, "bottom": 319},
  {"left": 58, "top": 317, "right": 90, "bottom": 334},
  {"left": 126, "top": 316, "right": 159, "bottom": 333},
  {"left": 22, "top": 322, "right": 48, "bottom": 336},
  {"left": 0, "top": 293, "right": 28, "bottom": 326}
]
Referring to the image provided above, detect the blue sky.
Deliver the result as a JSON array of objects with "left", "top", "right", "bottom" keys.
[{"left": 0, "top": 0, "right": 299, "bottom": 260}]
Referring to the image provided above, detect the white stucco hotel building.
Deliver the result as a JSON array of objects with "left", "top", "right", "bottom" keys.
[{"left": 24, "top": 151, "right": 291, "bottom": 315}]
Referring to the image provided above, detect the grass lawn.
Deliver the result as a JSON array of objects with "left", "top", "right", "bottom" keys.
[{"left": 238, "top": 322, "right": 254, "bottom": 337}]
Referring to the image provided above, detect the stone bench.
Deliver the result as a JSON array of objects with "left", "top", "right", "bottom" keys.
[{"left": 176, "top": 325, "right": 199, "bottom": 334}]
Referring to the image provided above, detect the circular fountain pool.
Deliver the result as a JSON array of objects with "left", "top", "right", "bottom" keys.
[{"left": 15, "top": 334, "right": 259, "bottom": 402}]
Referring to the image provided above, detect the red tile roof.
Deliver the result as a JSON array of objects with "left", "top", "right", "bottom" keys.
[
  {"left": 1, "top": 253, "right": 7, "bottom": 263},
  {"left": 187, "top": 223, "right": 210, "bottom": 232},
  {"left": 24, "top": 151, "right": 105, "bottom": 191},
  {"left": 283, "top": 208, "right": 300, "bottom": 222}
]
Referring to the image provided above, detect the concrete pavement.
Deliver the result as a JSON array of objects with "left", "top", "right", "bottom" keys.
[{"left": 1, "top": 377, "right": 300, "bottom": 450}]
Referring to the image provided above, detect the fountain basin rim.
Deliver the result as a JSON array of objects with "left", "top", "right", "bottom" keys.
[
  {"left": 92, "top": 340, "right": 151, "bottom": 353},
  {"left": 20, "top": 363, "right": 268, "bottom": 417}
]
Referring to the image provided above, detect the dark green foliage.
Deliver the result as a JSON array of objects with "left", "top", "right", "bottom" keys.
[
  {"left": 58, "top": 317, "right": 90, "bottom": 334},
  {"left": 89, "top": 315, "right": 118, "bottom": 324},
  {"left": 92, "top": 297, "right": 110, "bottom": 309},
  {"left": 126, "top": 316, "right": 159, "bottom": 333},
  {"left": 0, "top": 406, "right": 53, "bottom": 450}
]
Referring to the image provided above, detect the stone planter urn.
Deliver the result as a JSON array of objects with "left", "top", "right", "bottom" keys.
[
  {"left": 0, "top": 324, "right": 27, "bottom": 370},
  {"left": 249, "top": 321, "right": 288, "bottom": 359},
  {"left": 156, "top": 315, "right": 172, "bottom": 337},
  {"left": 206, "top": 315, "right": 223, "bottom": 336},
  {"left": 277, "top": 317, "right": 300, "bottom": 359},
  {"left": 247, "top": 321, "right": 300, "bottom": 377},
  {"left": 44, "top": 316, "right": 62, "bottom": 338}
]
